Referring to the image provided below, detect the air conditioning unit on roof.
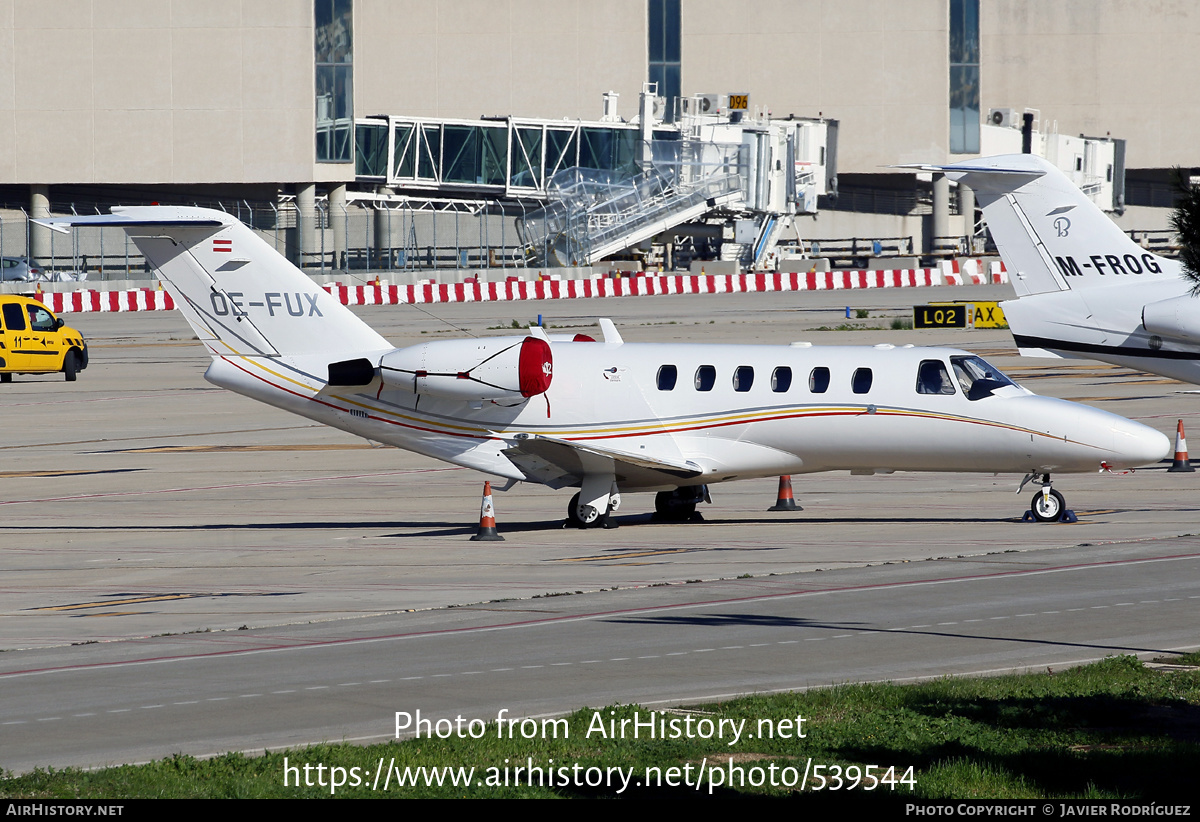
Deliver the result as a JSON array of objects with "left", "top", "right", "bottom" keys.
[{"left": 988, "top": 108, "right": 1021, "bottom": 129}]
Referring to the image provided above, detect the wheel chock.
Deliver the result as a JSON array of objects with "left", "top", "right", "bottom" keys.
[{"left": 1021, "top": 509, "right": 1078, "bottom": 523}]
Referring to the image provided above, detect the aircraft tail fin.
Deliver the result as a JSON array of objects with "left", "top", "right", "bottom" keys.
[
  {"left": 38, "top": 207, "right": 390, "bottom": 358},
  {"left": 909, "top": 155, "right": 1178, "bottom": 297}
]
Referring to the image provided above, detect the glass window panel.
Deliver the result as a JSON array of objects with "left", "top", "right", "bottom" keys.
[
  {"left": 694, "top": 365, "right": 716, "bottom": 392},
  {"left": 961, "top": 0, "right": 979, "bottom": 64},
  {"left": 809, "top": 367, "right": 829, "bottom": 394},
  {"left": 418, "top": 124, "right": 441, "bottom": 180},
  {"left": 662, "top": 0, "right": 680, "bottom": 62},
  {"left": 648, "top": 64, "right": 666, "bottom": 96},
  {"left": 649, "top": 0, "right": 664, "bottom": 63},
  {"left": 950, "top": 65, "right": 980, "bottom": 154},
  {"left": 663, "top": 64, "right": 681, "bottom": 106},
  {"left": 614, "top": 130, "right": 638, "bottom": 176},
  {"left": 852, "top": 368, "right": 873, "bottom": 394},
  {"left": 657, "top": 364, "right": 677, "bottom": 391},
  {"left": 314, "top": 0, "right": 334, "bottom": 62},
  {"left": 951, "top": 355, "right": 1016, "bottom": 401},
  {"left": 581, "top": 128, "right": 615, "bottom": 170},
  {"left": 916, "top": 360, "right": 956, "bottom": 395},
  {"left": 315, "top": 0, "right": 353, "bottom": 162},
  {"left": 443, "top": 124, "right": 480, "bottom": 183},
  {"left": 355, "top": 123, "right": 387, "bottom": 176},
  {"left": 510, "top": 126, "right": 543, "bottom": 187},
  {"left": 481, "top": 126, "right": 507, "bottom": 185},
  {"left": 393, "top": 124, "right": 415, "bottom": 178},
  {"left": 771, "top": 366, "right": 792, "bottom": 393},
  {"left": 733, "top": 366, "right": 754, "bottom": 392},
  {"left": 3, "top": 303, "right": 26, "bottom": 331},
  {"left": 546, "top": 129, "right": 578, "bottom": 177},
  {"left": 949, "top": 0, "right": 979, "bottom": 155},
  {"left": 950, "top": 0, "right": 965, "bottom": 64}
]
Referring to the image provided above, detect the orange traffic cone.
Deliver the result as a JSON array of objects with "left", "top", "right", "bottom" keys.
[
  {"left": 470, "top": 481, "right": 505, "bottom": 540},
  {"left": 1168, "top": 419, "right": 1195, "bottom": 473},
  {"left": 768, "top": 475, "right": 803, "bottom": 511}
]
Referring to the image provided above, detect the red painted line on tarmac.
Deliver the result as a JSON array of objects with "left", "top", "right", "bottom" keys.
[
  {"left": 0, "top": 467, "right": 461, "bottom": 506},
  {"left": 4, "top": 550, "right": 1198, "bottom": 679}
]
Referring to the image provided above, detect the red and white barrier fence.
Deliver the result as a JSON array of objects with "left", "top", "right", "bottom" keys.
[{"left": 35, "top": 264, "right": 1008, "bottom": 314}]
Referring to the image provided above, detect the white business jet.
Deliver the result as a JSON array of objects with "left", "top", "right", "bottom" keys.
[
  {"left": 41, "top": 208, "right": 1168, "bottom": 525},
  {"left": 923, "top": 153, "right": 1200, "bottom": 384}
]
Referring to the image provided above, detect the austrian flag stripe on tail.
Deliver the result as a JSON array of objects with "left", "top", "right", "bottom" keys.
[{"left": 213, "top": 239, "right": 233, "bottom": 253}]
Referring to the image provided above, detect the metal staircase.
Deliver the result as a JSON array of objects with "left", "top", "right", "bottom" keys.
[{"left": 519, "top": 140, "right": 746, "bottom": 267}]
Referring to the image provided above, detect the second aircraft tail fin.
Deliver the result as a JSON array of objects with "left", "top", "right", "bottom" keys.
[{"left": 915, "top": 155, "right": 1179, "bottom": 297}]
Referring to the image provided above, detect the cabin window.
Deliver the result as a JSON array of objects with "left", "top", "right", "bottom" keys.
[
  {"left": 951, "top": 355, "right": 1016, "bottom": 400},
  {"left": 694, "top": 365, "right": 716, "bottom": 391},
  {"left": 808, "top": 367, "right": 829, "bottom": 393},
  {"left": 27, "top": 305, "right": 55, "bottom": 332},
  {"left": 733, "top": 365, "right": 754, "bottom": 392},
  {"left": 657, "top": 364, "right": 678, "bottom": 390},
  {"left": 2, "top": 303, "right": 26, "bottom": 331},
  {"left": 771, "top": 366, "right": 792, "bottom": 392},
  {"left": 852, "top": 368, "right": 873, "bottom": 394},
  {"left": 916, "top": 360, "right": 955, "bottom": 395}
]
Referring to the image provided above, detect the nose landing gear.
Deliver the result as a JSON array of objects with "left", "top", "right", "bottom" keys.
[{"left": 1019, "top": 473, "right": 1077, "bottom": 523}]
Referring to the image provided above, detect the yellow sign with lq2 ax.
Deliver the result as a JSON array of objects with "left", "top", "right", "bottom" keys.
[{"left": 913, "top": 302, "right": 1007, "bottom": 329}]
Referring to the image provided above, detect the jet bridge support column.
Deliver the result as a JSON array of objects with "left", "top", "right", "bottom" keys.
[
  {"left": 330, "top": 184, "right": 348, "bottom": 271},
  {"left": 931, "top": 173, "right": 950, "bottom": 255},
  {"left": 958, "top": 184, "right": 976, "bottom": 252},
  {"left": 30, "top": 185, "right": 50, "bottom": 265},
  {"left": 294, "top": 183, "right": 317, "bottom": 271}
]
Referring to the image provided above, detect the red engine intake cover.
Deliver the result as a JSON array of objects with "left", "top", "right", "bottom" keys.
[{"left": 517, "top": 336, "right": 553, "bottom": 397}]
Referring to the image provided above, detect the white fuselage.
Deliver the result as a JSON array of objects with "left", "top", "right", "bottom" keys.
[
  {"left": 204, "top": 340, "right": 1169, "bottom": 493},
  {"left": 1002, "top": 277, "right": 1200, "bottom": 384}
]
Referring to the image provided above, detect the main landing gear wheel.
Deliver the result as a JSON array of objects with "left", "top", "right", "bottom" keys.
[
  {"left": 1030, "top": 488, "right": 1065, "bottom": 523},
  {"left": 654, "top": 489, "right": 702, "bottom": 522},
  {"left": 566, "top": 492, "right": 618, "bottom": 529}
]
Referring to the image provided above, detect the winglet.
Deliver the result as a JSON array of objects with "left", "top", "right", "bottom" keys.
[{"left": 598, "top": 318, "right": 623, "bottom": 345}]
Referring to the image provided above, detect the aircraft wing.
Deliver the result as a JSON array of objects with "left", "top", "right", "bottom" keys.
[{"left": 500, "top": 434, "right": 703, "bottom": 489}]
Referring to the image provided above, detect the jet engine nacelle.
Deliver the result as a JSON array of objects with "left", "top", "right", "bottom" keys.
[
  {"left": 378, "top": 335, "right": 553, "bottom": 401},
  {"left": 1142, "top": 293, "right": 1200, "bottom": 342}
]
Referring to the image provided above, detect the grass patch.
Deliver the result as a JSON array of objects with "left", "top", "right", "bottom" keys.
[{"left": 3, "top": 655, "right": 1198, "bottom": 799}]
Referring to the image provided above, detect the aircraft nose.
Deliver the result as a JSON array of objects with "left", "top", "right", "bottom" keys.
[{"left": 1109, "top": 418, "right": 1171, "bottom": 467}]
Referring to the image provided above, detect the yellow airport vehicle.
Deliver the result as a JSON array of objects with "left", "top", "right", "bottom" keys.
[{"left": 0, "top": 295, "right": 88, "bottom": 382}]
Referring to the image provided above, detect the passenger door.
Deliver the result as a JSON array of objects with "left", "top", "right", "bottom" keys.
[
  {"left": 24, "top": 304, "right": 62, "bottom": 371},
  {"left": 1, "top": 302, "right": 30, "bottom": 371}
]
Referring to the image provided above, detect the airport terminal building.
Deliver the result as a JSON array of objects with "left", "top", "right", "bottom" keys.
[{"left": 1, "top": 0, "right": 1196, "bottom": 275}]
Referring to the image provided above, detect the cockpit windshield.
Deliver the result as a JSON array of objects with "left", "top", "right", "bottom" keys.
[{"left": 950, "top": 355, "right": 1018, "bottom": 400}]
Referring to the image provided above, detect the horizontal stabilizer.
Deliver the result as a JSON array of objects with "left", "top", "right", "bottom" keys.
[{"left": 35, "top": 212, "right": 224, "bottom": 234}]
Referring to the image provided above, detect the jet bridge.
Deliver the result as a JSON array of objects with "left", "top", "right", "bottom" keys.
[{"left": 354, "top": 89, "right": 835, "bottom": 268}]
